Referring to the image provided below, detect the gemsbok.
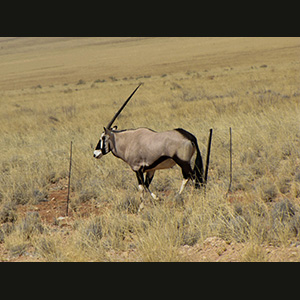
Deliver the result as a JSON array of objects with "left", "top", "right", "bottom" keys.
[{"left": 93, "top": 84, "right": 204, "bottom": 202}]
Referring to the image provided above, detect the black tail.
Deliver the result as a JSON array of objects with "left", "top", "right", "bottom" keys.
[
  {"left": 174, "top": 128, "right": 204, "bottom": 189},
  {"left": 193, "top": 142, "right": 204, "bottom": 188}
]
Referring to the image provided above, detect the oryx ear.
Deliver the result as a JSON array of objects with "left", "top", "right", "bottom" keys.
[
  {"left": 112, "top": 125, "right": 118, "bottom": 131},
  {"left": 103, "top": 127, "right": 113, "bottom": 136}
]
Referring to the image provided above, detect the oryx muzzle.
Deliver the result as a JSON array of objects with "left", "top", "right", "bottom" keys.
[{"left": 94, "top": 85, "right": 204, "bottom": 201}]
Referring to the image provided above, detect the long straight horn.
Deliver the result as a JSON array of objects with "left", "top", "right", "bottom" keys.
[{"left": 106, "top": 83, "right": 142, "bottom": 129}]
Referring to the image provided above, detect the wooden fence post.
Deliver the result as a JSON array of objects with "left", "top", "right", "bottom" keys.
[{"left": 66, "top": 141, "right": 73, "bottom": 216}]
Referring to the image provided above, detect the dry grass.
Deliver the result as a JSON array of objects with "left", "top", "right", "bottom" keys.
[{"left": 0, "top": 37, "right": 300, "bottom": 261}]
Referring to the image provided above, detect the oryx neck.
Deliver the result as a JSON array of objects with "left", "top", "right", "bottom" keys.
[{"left": 109, "top": 130, "right": 127, "bottom": 160}]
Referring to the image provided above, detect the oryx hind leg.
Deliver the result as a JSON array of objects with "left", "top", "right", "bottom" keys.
[
  {"left": 173, "top": 156, "right": 194, "bottom": 194},
  {"left": 179, "top": 178, "right": 189, "bottom": 194}
]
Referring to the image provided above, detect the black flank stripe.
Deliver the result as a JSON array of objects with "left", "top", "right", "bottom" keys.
[{"left": 143, "top": 156, "right": 171, "bottom": 172}]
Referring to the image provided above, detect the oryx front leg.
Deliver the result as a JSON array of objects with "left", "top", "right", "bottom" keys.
[
  {"left": 149, "top": 191, "right": 158, "bottom": 200},
  {"left": 145, "top": 171, "right": 158, "bottom": 201},
  {"left": 140, "top": 181, "right": 158, "bottom": 201},
  {"left": 136, "top": 171, "right": 145, "bottom": 199},
  {"left": 138, "top": 184, "right": 145, "bottom": 199},
  {"left": 137, "top": 184, "right": 146, "bottom": 213},
  {"left": 136, "top": 170, "right": 147, "bottom": 212}
]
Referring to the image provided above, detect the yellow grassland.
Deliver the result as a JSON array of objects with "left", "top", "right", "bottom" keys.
[{"left": 0, "top": 37, "right": 300, "bottom": 261}]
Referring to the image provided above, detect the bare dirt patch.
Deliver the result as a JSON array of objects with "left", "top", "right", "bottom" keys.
[{"left": 179, "top": 236, "right": 300, "bottom": 262}]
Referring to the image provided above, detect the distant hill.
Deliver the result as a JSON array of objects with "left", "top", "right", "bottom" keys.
[{"left": 0, "top": 37, "right": 299, "bottom": 90}]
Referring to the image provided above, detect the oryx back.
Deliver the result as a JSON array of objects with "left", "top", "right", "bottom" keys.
[{"left": 112, "top": 128, "right": 196, "bottom": 173}]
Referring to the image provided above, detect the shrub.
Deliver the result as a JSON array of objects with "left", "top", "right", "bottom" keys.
[
  {"left": 83, "top": 217, "right": 103, "bottom": 242},
  {"left": 76, "top": 79, "right": 86, "bottom": 85},
  {"left": 18, "top": 212, "right": 44, "bottom": 240},
  {"left": 0, "top": 202, "right": 17, "bottom": 223},
  {"left": 117, "top": 195, "right": 140, "bottom": 214}
]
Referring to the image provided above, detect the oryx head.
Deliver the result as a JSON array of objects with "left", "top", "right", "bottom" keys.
[
  {"left": 93, "top": 126, "right": 117, "bottom": 159},
  {"left": 93, "top": 84, "right": 142, "bottom": 159}
]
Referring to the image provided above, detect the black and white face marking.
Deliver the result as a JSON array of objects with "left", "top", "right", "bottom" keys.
[
  {"left": 93, "top": 133, "right": 105, "bottom": 159},
  {"left": 93, "top": 132, "right": 111, "bottom": 159}
]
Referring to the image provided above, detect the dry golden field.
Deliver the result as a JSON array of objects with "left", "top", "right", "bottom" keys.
[{"left": 0, "top": 37, "right": 300, "bottom": 261}]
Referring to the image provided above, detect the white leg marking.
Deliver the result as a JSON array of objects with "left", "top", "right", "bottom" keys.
[
  {"left": 179, "top": 178, "right": 189, "bottom": 194},
  {"left": 138, "top": 184, "right": 145, "bottom": 200},
  {"left": 150, "top": 192, "right": 158, "bottom": 200},
  {"left": 138, "top": 201, "right": 145, "bottom": 213}
]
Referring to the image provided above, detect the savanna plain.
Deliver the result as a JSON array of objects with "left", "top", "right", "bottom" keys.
[{"left": 0, "top": 37, "right": 300, "bottom": 261}]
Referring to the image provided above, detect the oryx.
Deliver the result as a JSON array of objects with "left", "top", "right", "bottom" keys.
[{"left": 94, "top": 84, "right": 204, "bottom": 201}]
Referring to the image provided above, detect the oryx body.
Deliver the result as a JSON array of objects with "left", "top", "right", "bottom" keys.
[{"left": 93, "top": 84, "right": 204, "bottom": 201}]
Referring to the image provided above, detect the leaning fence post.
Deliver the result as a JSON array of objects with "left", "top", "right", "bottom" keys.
[{"left": 204, "top": 128, "right": 213, "bottom": 186}]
